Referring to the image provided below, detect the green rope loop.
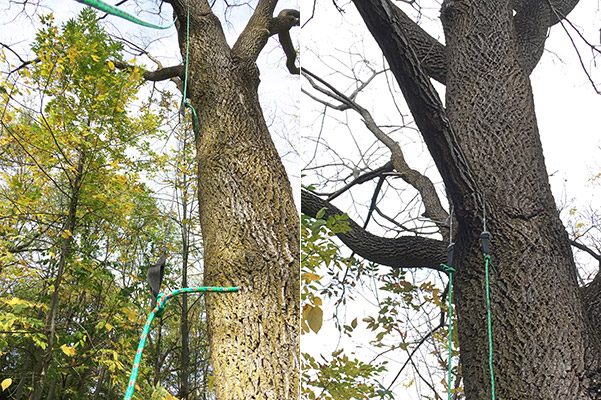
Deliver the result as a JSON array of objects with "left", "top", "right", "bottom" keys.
[
  {"left": 75, "top": 0, "right": 176, "bottom": 29},
  {"left": 484, "top": 254, "right": 496, "bottom": 400},
  {"left": 123, "top": 286, "right": 239, "bottom": 400},
  {"left": 441, "top": 263, "right": 455, "bottom": 400},
  {"left": 441, "top": 263, "right": 455, "bottom": 274}
]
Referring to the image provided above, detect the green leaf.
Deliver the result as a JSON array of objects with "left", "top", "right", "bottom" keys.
[
  {"left": 306, "top": 305, "right": 323, "bottom": 333},
  {"left": 315, "top": 207, "right": 326, "bottom": 220}
]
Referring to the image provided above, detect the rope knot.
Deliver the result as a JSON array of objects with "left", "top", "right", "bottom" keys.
[
  {"left": 155, "top": 293, "right": 168, "bottom": 312},
  {"left": 441, "top": 263, "right": 455, "bottom": 274},
  {"left": 483, "top": 253, "right": 498, "bottom": 274}
]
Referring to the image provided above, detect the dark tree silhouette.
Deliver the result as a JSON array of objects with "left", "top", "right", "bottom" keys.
[{"left": 302, "top": 1, "right": 601, "bottom": 398}]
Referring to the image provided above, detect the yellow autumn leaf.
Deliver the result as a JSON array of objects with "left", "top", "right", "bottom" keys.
[
  {"left": 60, "top": 344, "right": 76, "bottom": 357},
  {"left": 107, "top": 60, "right": 115, "bottom": 70},
  {"left": 1, "top": 378, "right": 12, "bottom": 391},
  {"left": 166, "top": 393, "right": 179, "bottom": 400},
  {"left": 3, "top": 297, "right": 23, "bottom": 307},
  {"left": 302, "top": 272, "right": 321, "bottom": 281},
  {"left": 61, "top": 230, "right": 72, "bottom": 239},
  {"left": 91, "top": 54, "right": 100, "bottom": 62}
]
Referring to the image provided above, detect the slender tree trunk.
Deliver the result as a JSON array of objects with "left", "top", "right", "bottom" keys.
[
  {"left": 440, "top": 1, "right": 601, "bottom": 398},
  {"left": 180, "top": 163, "right": 191, "bottom": 399},
  {"left": 152, "top": 318, "right": 164, "bottom": 386},
  {"left": 30, "top": 152, "right": 86, "bottom": 400},
  {"left": 92, "top": 367, "right": 107, "bottom": 400},
  {"left": 168, "top": 1, "right": 300, "bottom": 398},
  {"left": 44, "top": 377, "right": 57, "bottom": 400},
  {"left": 14, "top": 342, "right": 35, "bottom": 400}
]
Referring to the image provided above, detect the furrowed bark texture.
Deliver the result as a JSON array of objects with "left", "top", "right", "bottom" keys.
[
  {"left": 169, "top": 1, "right": 299, "bottom": 399},
  {"left": 441, "top": 1, "right": 601, "bottom": 397},
  {"left": 346, "top": 0, "right": 601, "bottom": 398}
]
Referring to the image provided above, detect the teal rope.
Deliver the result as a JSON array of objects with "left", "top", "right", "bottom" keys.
[
  {"left": 181, "top": 7, "right": 199, "bottom": 130},
  {"left": 441, "top": 263, "right": 455, "bottom": 400},
  {"left": 484, "top": 254, "right": 496, "bottom": 400},
  {"left": 75, "top": 0, "right": 176, "bottom": 29},
  {"left": 182, "top": 7, "right": 190, "bottom": 107},
  {"left": 123, "top": 286, "right": 239, "bottom": 400}
]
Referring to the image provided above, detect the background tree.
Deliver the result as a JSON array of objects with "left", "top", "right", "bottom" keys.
[
  {"left": 302, "top": 0, "right": 601, "bottom": 399},
  {"left": 0, "top": 11, "right": 176, "bottom": 399},
  {"left": 1, "top": 0, "right": 300, "bottom": 398}
]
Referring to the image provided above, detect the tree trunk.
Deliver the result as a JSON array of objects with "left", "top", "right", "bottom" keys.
[
  {"left": 180, "top": 167, "right": 191, "bottom": 399},
  {"left": 305, "top": 0, "right": 601, "bottom": 398},
  {"left": 30, "top": 152, "right": 86, "bottom": 400},
  {"left": 152, "top": 317, "right": 164, "bottom": 386},
  {"left": 14, "top": 342, "right": 35, "bottom": 400},
  {"left": 440, "top": 1, "right": 601, "bottom": 398},
  {"left": 92, "top": 367, "right": 107, "bottom": 400},
  {"left": 167, "top": 1, "right": 300, "bottom": 398}
]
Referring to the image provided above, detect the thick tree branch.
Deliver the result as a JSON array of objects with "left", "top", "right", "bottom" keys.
[
  {"left": 231, "top": 0, "right": 278, "bottom": 62},
  {"left": 270, "top": 9, "right": 301, "bottom": 35},
  {"left": 144, "top": 65, "right": 184, "bottom": 82},
  {"left": 274, "top": 10, "right": 300, "bottom": 75},
  {"left": 232, "top": 4, "right": 299, "bottom": 75},
  {"left": 113, "top": 61, "right": 184, "bottom": 83},
  {"left": 351, "top": 0, "right": 481, "bottom": 216},
  {"left": 363, "top": 0, "right": 581, "bottom": 85},
  {"left": 302, "top": 189, "right": 447, "bottom": 271},
  {"left": 386, "top": 5, "right": 447, "bottom": 84}
]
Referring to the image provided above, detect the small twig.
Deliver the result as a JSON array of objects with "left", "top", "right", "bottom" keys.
[
  {"left": 327, "top": 161, "right": 394, "bottom": 201},
  {"left": 570, "top": 240, "right": 601, "bottom": 262},
  {"left": 386, "top": 321, "right": 444, "bottom": 391}
]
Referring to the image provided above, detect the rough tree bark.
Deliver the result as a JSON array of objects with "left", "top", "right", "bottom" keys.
[
  {"left": 158, "top": 1, "right": 300, "bottom": 399},
  {"left": 303, "top": 0, "right": 601, "bottom": 398}
]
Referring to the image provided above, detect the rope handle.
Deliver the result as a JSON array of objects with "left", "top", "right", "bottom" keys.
[{"left": 123, "top": 286, "right": 239, "bottom": 400}]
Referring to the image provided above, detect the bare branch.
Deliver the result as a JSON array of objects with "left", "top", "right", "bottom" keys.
[
  {"left": 303, "top": 67, "right": 450, "bottom": 235},
  {"left": 327, "top": 160, "right": 394, "bottom": 201},
  {"left": 571, "top": 240, "right": 601, "bottom": 263},
  {"left": 112, "top": 61, "right": 184, "bottom": 83},
  {"left": 350, "top": 0, "right": 481, "bottom": 215}
]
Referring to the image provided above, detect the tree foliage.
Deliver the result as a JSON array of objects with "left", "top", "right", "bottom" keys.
[{"left": 0, "top": 10, "right": 215, "bottom": 399}]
